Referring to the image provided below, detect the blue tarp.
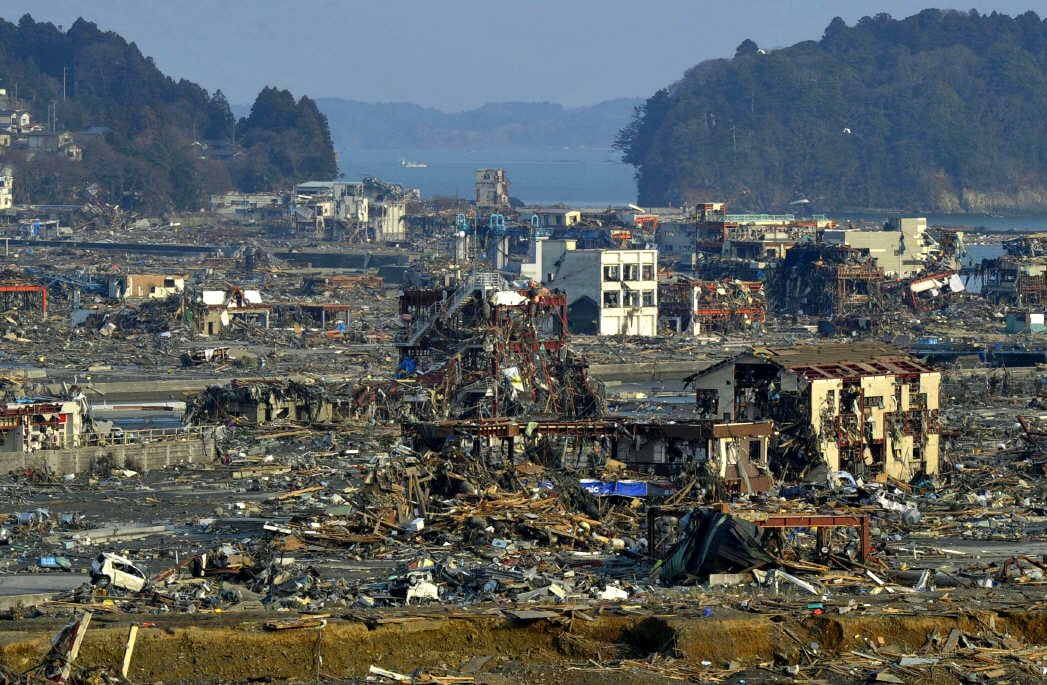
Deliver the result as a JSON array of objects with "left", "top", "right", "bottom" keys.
[
  {"left": 533, "top": 478, "right": 674, "bottom": 498},
  {"left": 579, "top": 479, "right": 649, "bottom": 497}
]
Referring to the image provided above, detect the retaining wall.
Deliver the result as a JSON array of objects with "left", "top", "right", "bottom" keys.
[{"left": 0, "top": 432, "right": 215, "bottom": 476}]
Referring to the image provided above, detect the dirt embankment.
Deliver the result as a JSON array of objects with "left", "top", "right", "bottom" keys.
[{"left": 0, "top": 609, "right": 1044, "bottom": 683}]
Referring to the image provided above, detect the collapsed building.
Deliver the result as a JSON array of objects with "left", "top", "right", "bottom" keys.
[
  {"left": 906, "top": 270, "right": 967, "bottom": 311},
  {"left": 0, "top": 279, "right": 47, "bottom": 319},
  {"left": 185, "top": 380, "right": 355, "bottom": 425},
  {"left": 658, "top": 275, "right": 766, "bottom": 335},
  {"left": 769, "top": 243, "right": 886, "bottom": 327},
  {"left": 292, "top": 178, "right": 408, "bottom": 243},
  {"left": 693, "top": 203, "right": 830, "bottom": 261},
  {"left": 685, "top": 342, "right": 940, "bottom": 481},
  {"left": 403, "top": 417, "right": 773, "bottom": 493},
  {"left": 393, "top": 272, "right": 604, "bottom": 421}
]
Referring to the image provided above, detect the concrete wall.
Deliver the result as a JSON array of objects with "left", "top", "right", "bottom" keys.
[
  {"left": 689, "top": 363, "right": 735, "bottom": 422},
  {"left": 0, "top": 433, "right": 215, "bottom": 477},
  {"left": 809, "top": 377, "right": 843, "bottom": 472}
]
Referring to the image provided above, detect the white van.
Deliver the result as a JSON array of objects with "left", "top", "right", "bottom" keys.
[{"left": 90, "top": 553, "right": 148, "bottom": 592}]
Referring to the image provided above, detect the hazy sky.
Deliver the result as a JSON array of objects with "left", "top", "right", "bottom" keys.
[{"left": 0, "top": 1, "right": 1039, "bottom": 109}]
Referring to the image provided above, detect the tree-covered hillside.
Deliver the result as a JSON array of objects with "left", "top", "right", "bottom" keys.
[
  {"left": 616, "top": 9, "right": 1047, "bottom": 213},
  {"left": 0, "top": 15, "right": 336, "bottom": 211}
]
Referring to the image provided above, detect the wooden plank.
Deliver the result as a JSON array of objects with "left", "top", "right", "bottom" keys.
[
  {"left": 277, "top": 486, "right": 324, "bottom": 500},
  {"left": 120, "top": 624, "right": 139, "bottom": 678},
  {"left": 59, "top": 612, "right": 92, "bottom": 683}
]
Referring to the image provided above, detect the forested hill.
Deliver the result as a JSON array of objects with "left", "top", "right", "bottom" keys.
[
  {"left": 616, "top": 9, "right": 1047, "bottom": 213},
  {"left": 0, "top": 15, "right": 336, "bottom": 211}
]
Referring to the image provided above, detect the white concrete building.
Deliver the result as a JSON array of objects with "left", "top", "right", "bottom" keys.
[
  {"left": 823, "top": 217, "right": 938, "bottom": 278},
  {"left": 522, "top": 238, "right": 658, "bottom": 336}
]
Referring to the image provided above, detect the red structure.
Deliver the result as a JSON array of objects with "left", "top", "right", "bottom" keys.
[{"left": 0, "top": 284, "right": 47, "bottom": 317}]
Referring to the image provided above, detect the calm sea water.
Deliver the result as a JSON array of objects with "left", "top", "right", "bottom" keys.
[
  {"left": 338, "top": 146, "right": 635, "bottom": 206},
  {"left": 339, "top": 146, "right": 1047, "bottom": 231}
]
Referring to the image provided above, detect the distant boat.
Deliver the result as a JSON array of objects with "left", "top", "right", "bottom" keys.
[{"left": 400, "top": 160, "right": 428, "bottom": 168}]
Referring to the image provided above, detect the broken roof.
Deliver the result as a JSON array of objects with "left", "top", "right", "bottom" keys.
[
  {"left": 750, "top": 342, "right": 934, "bottom": 380},
  {"left": 686, "top": 342, "right": 934, "bottom": 385}
]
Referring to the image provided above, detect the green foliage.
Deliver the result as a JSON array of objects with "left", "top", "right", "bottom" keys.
[
  {"left": 616, "top": 9, "right": 1047, "bottom": 211},
  {"left": 0, "top": 15, "right": 336, "bottom": 211},
  {"left": 232, "top": 87, "right": 338, "bottom": 191}
]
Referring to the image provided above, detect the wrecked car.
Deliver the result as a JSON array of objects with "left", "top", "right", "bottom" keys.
[{"left": 90, "top": 552, "right": 148, "bottom": 592}]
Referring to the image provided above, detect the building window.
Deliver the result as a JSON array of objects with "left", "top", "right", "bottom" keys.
[
  {"left": 696, "top": 389, "right": 719, "bottom": 417},
  {"left": 642, "top": 264, "right": 654, "bottom": 281},
  {"left": 603, "top": 291, "right": 621, "bottom": 308},
  {"left": 603, "top": 265, "right": 620, "bottom": 281},
  {"left": 642, "top": 290, "right": 655, "bottom": 307},
  {"left": 623, "top": 264, "right": 639, "bottom": 281},
  {"left": 625, "top": 291, "right": 640, "bottom": 307}
]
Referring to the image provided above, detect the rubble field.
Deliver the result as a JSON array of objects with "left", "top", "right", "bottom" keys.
[{"left": 0, "top": 212, "right": 1042, "bottom": 685}]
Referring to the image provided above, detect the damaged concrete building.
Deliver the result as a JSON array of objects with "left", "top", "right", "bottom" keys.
[
  {"left": 106, "top": 273, "right": 185, "bottom": 301},
  {"left": 979, "top": 233, "right": 1045, "bottom": 308},
  {"left": 0, "top": 397, "right": 87, "bottom": 452},
  {"left": 685, "top": 342, "right": 940, "bottom": 481},
  {"left": 982, "top": 258, "right": 1046, "bottom": 307},
  {"left": 823, "top": 218, "right": 945, "bottom": 279},
  {"left": 520, "top": 238, "right": 659, "bottom": 336},
  {"left": 292, "top": 178, "right": 408, "bottom": 243},
  {"left": 693, "top": 202, "right": 830, "bottom": 262},
  {"left": 195, "top": 287, "right": 271, "bottom": 335},
  {"left": 475, "top": 169, "right": 511, "bottom": 210},
  {"left": 658, "top": 276, "right": 766, "bottom": 335}
]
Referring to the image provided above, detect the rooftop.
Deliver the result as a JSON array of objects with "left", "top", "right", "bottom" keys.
[{"left": 750, "top": 342, "right": 934, "bottom": 380}]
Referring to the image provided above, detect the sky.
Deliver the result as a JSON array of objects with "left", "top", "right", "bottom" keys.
[{"left": 0, "top": 1, "right": 1040, "bottom": 110}]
